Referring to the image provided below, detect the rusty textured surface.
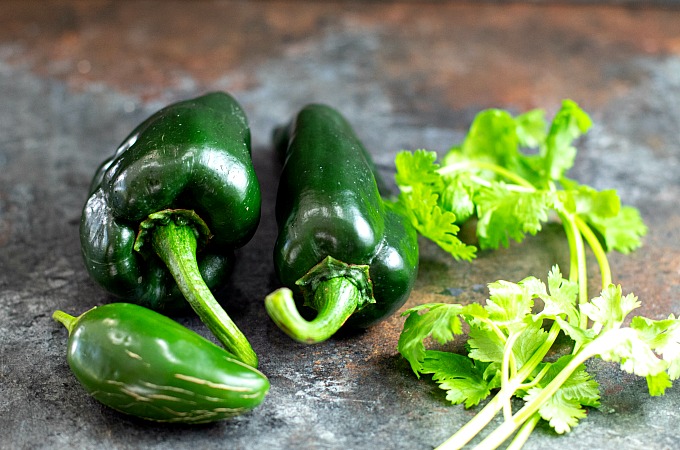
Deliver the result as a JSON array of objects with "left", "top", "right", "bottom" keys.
[{"left": 1, "top": 1, "right": 680, "bottom": 449}]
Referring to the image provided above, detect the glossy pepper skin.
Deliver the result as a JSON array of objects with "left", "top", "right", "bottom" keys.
[
  {"left": 53, "top": 303, "right": 269, "bottom": 423},
  {"left": 265, "top": 104, "right": 419, "bottom": 343},
  {"left": 80, "top": 92, "right": 261, "bottom": 367}
]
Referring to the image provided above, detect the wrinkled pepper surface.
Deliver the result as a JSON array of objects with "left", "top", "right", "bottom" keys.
[
  {"left": 53, "top": 303, "right": 269, "bottom": 423},
  {"left": 80, "top": 92, "right": 261, "bottom": 367},
  {"left": 265, "top": 104, "right": 419, "bottom": 343}
]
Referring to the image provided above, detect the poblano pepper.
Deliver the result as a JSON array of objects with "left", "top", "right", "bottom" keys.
[
  {"left": 53, "top": 303, "right": 269, "bottom": 423},
  {"left": 265, "top": 104, "right": 419, "bottom": 343},
  {"left": 80, "top": 92, "right": 261, "bottom": 367}
]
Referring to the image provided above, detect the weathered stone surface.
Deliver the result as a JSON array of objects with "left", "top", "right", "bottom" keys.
[{"left": 1, "top": 2, "right": 679, "bottom": 449}]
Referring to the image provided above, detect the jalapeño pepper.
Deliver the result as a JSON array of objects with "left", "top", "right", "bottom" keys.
[
  {"left": 80, "top": 92, "right": 261, "bottom": 367},
  {"left": 53, "top": 303, "right": 269, "bottom": 423},
  {"left": 265, "top": 104, "right": 419, "bottom": 343}
]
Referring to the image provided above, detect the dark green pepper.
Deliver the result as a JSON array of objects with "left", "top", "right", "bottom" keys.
[
  {"left": 53, "top": 303, "right": 269, "bottom": 423},
  {"left": 265, "top": 104, "right": 419, "bottom": 343},
  {"left": 80, "top": 92, "right": 261, "bottom": 367}
]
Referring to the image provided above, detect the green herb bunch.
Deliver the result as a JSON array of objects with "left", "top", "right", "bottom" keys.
[{"left": 392, "top": 100, "right": 678, "bottom": 449}]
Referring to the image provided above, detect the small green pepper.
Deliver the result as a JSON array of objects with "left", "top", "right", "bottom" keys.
[
  {"left": 265, "top": 104, "right": 419, "bottom": 343},
  {"left": 53, "top": 303, "right": 269, "bottom": 423},
  {"left": 80, "top": 92, "right": 261, "bottom": 367}
]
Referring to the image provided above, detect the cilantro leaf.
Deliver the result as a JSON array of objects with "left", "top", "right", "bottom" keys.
[
  {"left": 558, "top": 181, "right": 621, "bottom": 218},
  {"left": 468, "top": 318, "right": 548, "bottom": 371},
  {"left": 597, "top": 328, "right": 668, "bottom": 387},
  {"left": 444, "top": 108, "right": 537, "bottom": 185},
  {"left": 515, "top": 108, "right": 547, "bottom": 148},
  {"left": 474, "top": 185, "right": 554, "bottom": 249},
  {"left": 484, "top": 279, "right": 534, "bottom": 325},
  {"left": 557, "top": 178, "right": 647, "bottom": 254},
  {"left": 542, "top": 356, "right": 601, "bottom": 408},
  {"left": 396, "top": 184, "right": 476, "bottom": 261},
  {"left": 467, "top": 322, "right": 505, "bottom": 364},
  {"left": 580, "top": 284, "right": 640, "bottom": 333},
  {"left": 545, "top": 267, "right": 579, "bottom": 312},
  {"left": 632, "top": 315, "right": 680, "bottom": 380},
  {"left": 422, "top": 350, "right": 499, "bottom": 408},
  {"left": 453, "top": 109, "right": 518, "bottom": 165},
  {"left": 392, "top": 149, "right": 477, "bottom": 261},
  {"left": 526, "top": 266, "right": 580, "bottom": 325},
  {"left": 394, "top": 149, "right": 441, "bottom": 189},
  {"left": 511, "top": 319, "right": 550, "bottom": 370},
  {"left": 439, "top": 172, "right": 477, "bottom": 223},
  {"left": 535, "top": 394, "right": 587, "bottom": 434},
  {"left": 398, "top": 303, "right": 477, "bottom": 375},
  {"left": 645, "top": 371, "right": 674, "bottom": 397},
  {"left": 468, "top": 281, "right": 548, "bottom": 369},
  {"left": 524, "top": 355, "right": 600, "bottom": 434},
  {"left": 541, "top": 99, "right": 592, "bottom": 183},
  {"left": 587, "top": 205, "right": 648, "bottom": 254}
]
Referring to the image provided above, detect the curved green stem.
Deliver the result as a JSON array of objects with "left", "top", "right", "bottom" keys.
[
  {"left": 559, "top": 212, "right": 589, "bottom": 325},
  {"left": 561, "top": 212, "right": 580, "bottom": 285},
  {"left": 151, "top": 218, "right": 258, "bottom": 368},
  {"left": 52, "top": 310, "right": 79, "bottom": 335},
  {"left": 265, "top": 277, "right": 361, "bottom": 344},
  {"left": 575, "top": 215, "right": 612, "bottom": 288}
]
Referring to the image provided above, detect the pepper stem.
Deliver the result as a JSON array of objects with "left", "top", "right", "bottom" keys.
[
  {"left": 52, "top": 310, "right": 79, "bottom": 335},
  {"left": 265, "top": 277, "right": 361, "bottom": 343},
  {"left": 140, "top": 210, "right": 258, "bottom": 368},
  {"left": 265, "top": 256, "right": 375, "bottom": 343}
]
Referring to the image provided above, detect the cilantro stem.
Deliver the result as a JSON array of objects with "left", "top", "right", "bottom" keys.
[
  {"left": 437, "top": 161, "right": 535, "bottom": 190},
  {"left": 560, "top": 211, "right": 589, "bottom": 328},
  {"left": 472, "top": 344, "right": 600, "bottom": 449},
  {"left": 502, "top": 332, "right": 522, "bottom": 420},
  {"left": 562, "top": 212, "right": 580, "bottom": 285},
  {"left": 436, "top": 153, "right": 613, "bottom": 306},
  {"left": 465, "top": 174, "right": 535, "bottom": 193},
  {"left": 575, "top": 215, "right": 612, "bottom": 288},
  {"left": 506, "top": 413, "right": 541, "bottom": 450},
  {"left": 478, "top": 317, "right": 511, "bottom": 344},
  {"left": 437, "top": 377, "right": 521, "bottom": 450},
  {"left": 437, "top": 322, "right": 562, "bottom": 450},
  {"left": 518, "top": 363, "right": 550, "bottom": 391},
  {"left": 434, "top": 148, "right": 612, "bottom": 331}
]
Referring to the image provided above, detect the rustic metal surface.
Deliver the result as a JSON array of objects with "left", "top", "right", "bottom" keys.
[{"left": 1, "top": 2, "right": 680, "bottom": 449}]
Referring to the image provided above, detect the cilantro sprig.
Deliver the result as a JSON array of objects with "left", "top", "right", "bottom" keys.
[
  {"left": 391, "top": 100, "right": 646, "bottom": 319},
  {"left": 399, "top": 268, "right": 679, "bottom": 449},
  {"left": 391, "top": 100, "right": 671, "bottom": 449}
]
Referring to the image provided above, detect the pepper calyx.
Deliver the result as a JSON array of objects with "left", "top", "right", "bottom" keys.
[
  {"left": 134, "top": 209, "right": 212, "bottom": 257},
  {"left": 295, "top": 255, "right": 375, "bottom": 312}
]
